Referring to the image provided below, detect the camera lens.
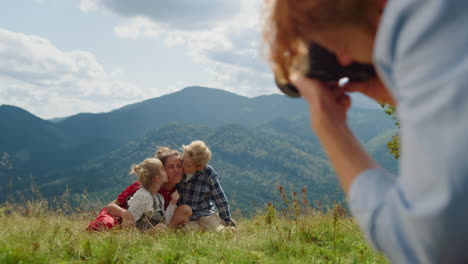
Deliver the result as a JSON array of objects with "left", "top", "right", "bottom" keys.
[
  {"left": 275, "top": 77, "right": 301, "bottom": 97},
  {"left": 274, "top": 43, "right": 376, "bottom": 97}
]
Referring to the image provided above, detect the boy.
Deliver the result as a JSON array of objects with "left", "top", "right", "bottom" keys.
[{"left": 178, "top": 140, "right": 236, "bottom": 232}]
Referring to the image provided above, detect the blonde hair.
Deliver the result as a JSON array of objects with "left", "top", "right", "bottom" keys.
[
  {"left": 155, "top": 146, "right": 181, "bottom": 166},
  {"left": 262, "top": 0, "right": 374, "bottom": 84},
  {"left": 182, "top": 140, "right": 212, "bottom": 168},
  {"left": 129, "top": 158, "right": 164, "bottom": 189}
]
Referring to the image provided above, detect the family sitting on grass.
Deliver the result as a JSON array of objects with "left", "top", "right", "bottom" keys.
[{"left": 86, "top": 140, "right": 236, "bottom": 233}]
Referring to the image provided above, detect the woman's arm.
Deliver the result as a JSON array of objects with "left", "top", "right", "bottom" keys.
[
  {"left": 106, "top": 200, "right": 135, "bottom": 227},
  {"left": 106, "top": 200, "right": 124, "bottom": 217},
  {"left": 163, "top": 191, "right": 179, "bottom": 225},
  {"left": 105, "top": 181, "right": 141, "bottom": 227}
]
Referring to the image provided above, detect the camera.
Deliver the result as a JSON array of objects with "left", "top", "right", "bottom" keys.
[{"left": 275, "top": 43, "right": 376, "bottom": 97}]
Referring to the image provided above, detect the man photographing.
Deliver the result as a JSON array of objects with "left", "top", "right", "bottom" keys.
[{"left": 263, "top": 0, "right": 468, "bottom": 263}]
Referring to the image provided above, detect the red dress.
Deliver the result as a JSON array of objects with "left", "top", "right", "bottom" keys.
[
  {"left": 158, "top": 187, "right": 176, "bottom": 210},
  {"left": 116, "top": 181, "right": 141, "bottom": 208},
  {"left": 86, "top": 182, "right": 177, "bottom": 231},
  {"left": 86, "top": 181, "right": 141, "bottom": 231}
]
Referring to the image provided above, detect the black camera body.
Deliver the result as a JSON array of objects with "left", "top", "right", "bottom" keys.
[{"left": 275, "top": 43, "right": 376, "bottom": 97}]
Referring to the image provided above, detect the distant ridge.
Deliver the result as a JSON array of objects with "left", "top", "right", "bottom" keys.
[{"left": 0, "top": 86, "right": 397, "bottom": 207}]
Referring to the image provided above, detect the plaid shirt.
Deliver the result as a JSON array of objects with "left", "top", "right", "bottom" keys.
[{"left": 178, "top": 165, "right": 233, "bottom": 225}]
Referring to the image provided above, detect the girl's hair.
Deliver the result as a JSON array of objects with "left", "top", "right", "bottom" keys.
[
  {"left": 262, "top": 0, "right": 374, "bottom": 84},
  {"left": 182, "top": 140, "right": 211, "bottom": 168},
  {"left": 129, "top": 158, "right": 164, "bottom": 189},
  {"left": 155, "top": 146, "right": 181, "bottom": 166}
]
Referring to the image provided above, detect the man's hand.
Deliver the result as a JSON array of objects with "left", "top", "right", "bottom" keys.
[
  {"left": 291, "top": 73, "right": 378, "bottom": 193},
  {"left": 345, "top": 76, "right": 396, "bottom": 106},
  {"left": 290, "top": 73, "right": 351, "bottom": 132}
]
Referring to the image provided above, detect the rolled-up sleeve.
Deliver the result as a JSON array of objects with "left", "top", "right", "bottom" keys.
[
  {"left": 350, "top": 0, "right": 468, "bottom": 263},
  {"left": 349, "top": 168, "right": 396, "bottom": 249},
  {"left": 349, "top": 168, "right": 423, "bottom": 263},
  {"left": 208, "top": 172, "right": 232, "bottom": 224}
]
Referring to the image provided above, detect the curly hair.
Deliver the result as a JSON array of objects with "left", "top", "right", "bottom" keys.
[{"left": 262, "top": 0, "right": 374, "bottom": 85}]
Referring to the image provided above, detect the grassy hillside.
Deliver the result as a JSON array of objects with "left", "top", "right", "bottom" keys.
[{"left": 0, "top": 198, "right": 389, "bottom": 264}]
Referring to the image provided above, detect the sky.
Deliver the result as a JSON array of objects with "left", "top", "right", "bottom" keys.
[{"left": 0, "top": 0, "right": 274, "bottom": 119}]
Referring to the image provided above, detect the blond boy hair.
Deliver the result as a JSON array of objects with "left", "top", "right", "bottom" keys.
[{"left": 182, "top": 140, "right": 212, "bottom": 168}]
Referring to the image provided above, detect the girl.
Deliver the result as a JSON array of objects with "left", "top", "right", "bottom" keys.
[{"left": 125, "top": 158, "right": 175, "bottom": 232}]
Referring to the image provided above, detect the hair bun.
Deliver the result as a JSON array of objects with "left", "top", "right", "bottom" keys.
[
  {"left": 131, "top": 164, "right": 140, "bottom": 174},
  {"left": 156, "top": 146, "right": 171, "bottom": 156},
  {"left": 128, "top": 158, "right": 164, "bottom": 188}
]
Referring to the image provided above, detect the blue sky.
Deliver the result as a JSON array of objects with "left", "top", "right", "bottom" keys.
[{"left": 0, "top": 0, "right": 273, "bottom": 119}]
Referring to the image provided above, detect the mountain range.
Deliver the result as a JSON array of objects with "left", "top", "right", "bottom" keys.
[{"left": 0, "top": 86, "right": 398, "bottom": 214}]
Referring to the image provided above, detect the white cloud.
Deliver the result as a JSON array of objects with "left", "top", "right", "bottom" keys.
[
  {"left": 79, "top": 0, "right": 99, "bottom": 12},
  {"left": 106, "top": 0, "right": 276, "bottom": 97},
  {"left": 99, "top": 0, "right": 240, "bottom": 30},
  {"left": 0, "top": 29, "right": 145, "bottom": 119},
  {"left": 114, "top": 17, "right": 162, "bottom": 39}
]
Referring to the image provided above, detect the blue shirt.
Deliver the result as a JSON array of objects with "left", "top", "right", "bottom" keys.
[
  {"left": 178, "top": 164, "right": 233, "bottom": 225},
  {"left": 349, "top": 1, "right": 468, "bottom": 263}
]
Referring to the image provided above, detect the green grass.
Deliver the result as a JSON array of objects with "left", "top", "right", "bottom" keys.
[{"left": 0, "top": 201, "right": 388, "bottom": 264}]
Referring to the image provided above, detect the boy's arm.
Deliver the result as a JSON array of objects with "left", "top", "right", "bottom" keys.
[{"left": 208, "top": 172, "right": 235, "bottom": 226}]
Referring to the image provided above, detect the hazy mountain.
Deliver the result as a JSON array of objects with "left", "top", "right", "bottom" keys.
[
  {"left": 0, "top": 86, "right": 399, "bottom": 209},
  {"left": 47, "top": 87, "right": 309, "bottom": 165},
  {"left": 48, "top": 117, "right": 69, "bottom": 123},
  {"left": 0, "top": 105, "right": 71, "bottom": 173},
  {"left": 38, "top": 123, "right": 342, "bottom": 214},
  {"left": 56, "top": 86, "right": 307, "bottom": 142}
]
